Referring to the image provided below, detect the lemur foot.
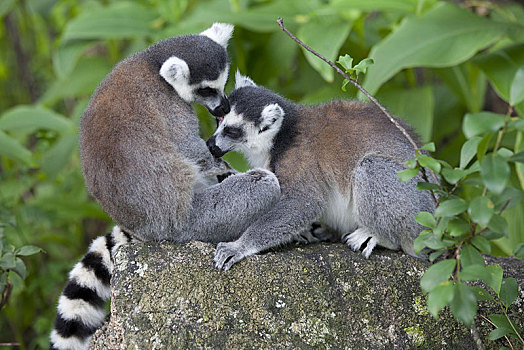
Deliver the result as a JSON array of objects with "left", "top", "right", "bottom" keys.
[
  {"left": 343, "top": 228, "right": 375, "bottom": 258},
  {"left": 214, "top": 241, "right": 250, "bottom": 271},
  {"left": 295, "top": 223, "right": 336, "bottom": 244}
]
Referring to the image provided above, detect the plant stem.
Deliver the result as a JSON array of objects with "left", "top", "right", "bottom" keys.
[{"left": 277, "top": 17, "right": 439, "bottom": 205}]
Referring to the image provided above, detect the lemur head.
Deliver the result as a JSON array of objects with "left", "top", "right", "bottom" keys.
[
  {"left": 158, "top": 23, "right": 233, "bottom": 117},
  {"left": 207, "top": 72, "right": 286, "bottom": 165}
]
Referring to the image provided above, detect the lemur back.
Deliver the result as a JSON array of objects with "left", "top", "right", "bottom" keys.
[
  {"left": 51, "top": 26, "right": 282, "bottom": 349},
  {"left": 209, "top": 73, "right": 435, "bottom": 270}
]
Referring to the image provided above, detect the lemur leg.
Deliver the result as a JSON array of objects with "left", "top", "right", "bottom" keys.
[
  {"left": 214, "top": 190, "right": 325, "bottom": 270},
  {"left": 349, "top": 156, "right": 434, "bottom": 258},
  {"left": 180, "top": 168, "right": 281, "bottom": 244}
]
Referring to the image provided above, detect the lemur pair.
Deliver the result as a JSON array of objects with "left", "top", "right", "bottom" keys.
[{"left": 51, "top": 23, "right": 433, "bottom": 349}]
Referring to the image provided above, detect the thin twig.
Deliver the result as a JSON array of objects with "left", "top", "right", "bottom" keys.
[
  {"left": 480, "top": 314, "right": 515, "bottom": 350},
  {"left": 0, "top": 343, "right": 20, "bottom": 347},
  {"left": 277, "top": 17, "right": 439, "bottom": 204},
  {"left": 0, "top": 282, "right": 13, "bottom": 310}
]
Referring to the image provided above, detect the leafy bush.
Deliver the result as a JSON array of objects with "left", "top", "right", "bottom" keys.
[{"left": 0, "top": 0, "right": 523, "bottom": 348}]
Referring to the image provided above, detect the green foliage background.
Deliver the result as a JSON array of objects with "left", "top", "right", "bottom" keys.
[{"left": 0, "top": 0, "right": 523, "bottom": 348}]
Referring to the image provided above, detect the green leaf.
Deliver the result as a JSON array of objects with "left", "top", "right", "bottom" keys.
[
  {"left": 427, "top": 282, "right": 454, "bottom": 318},
  {"left": 508, "top": 151, "right": 524, "bottom": 163},
  {"left": 514, "top": 243, "right": 524, "bottom": 258},
  {"left": 337, "top": 54, "right": 354, "bottom": 71},
  {"left": 362, "top": 2, "right": 508, "bottom": 95},
  {"left": 460, "top": 136, "right": 482, "bottom": 169},
  {"left": 0, "top": 105, "right": 74, "bottom": 133},
  {"left": 16, "top": 245, "right": 42, "bottom": 256},
  {"left": 298, "top": 18, "right": 353, "bottom": 82},
  {"left": 468, "top": 197, "right": 494, "bottom": 227},
  {"left": 461, "top": 245, "right": 484, "bottom": 268},
  {"left": 489, "top": 315, "right": 518, "bottom": 337},
  {"left": 420, "top": 142, "right": 436, "bottom": 152},
  {"left": 62, "top": 2, "right": 157, "bottom": 41},
  {"left": 53, "top": 41, "right": 95, "bottom": 80},
  {"left": 510, "top": 69, "right": 524, "bottom": 106},
  {"left": 415, "top": 211, "right": 436, "bottom": 228},
  {"left": 352, "top": 58, "right": 374, "bottom": 76},
  {"left": 434, "top": 199, "right": 468, "bottom": 217},
  {"left": 40, "top": 133, "right": 78, "bottom": 178},
  {"left": 448, "top": 218, "right": 470, "bottom": 237},
  {"left": 488, "top": 327, "right": 512, "bottom": 341},
  {"left": 330, "top": 0, "right": 420, "bottom": 13},
  {"left": 462, "top": 112, "right": 506, "bottom": 139},
  {"left": 414, "top": 230, "right": 447, "bottom": 252},
  {"left": 0, "top": 0, "right": 15, "bottom": 18},
  {"left": 499, "top": 278, "right": 518, "bottom": 308},
  {"left": 486, "top": 264, "right": 503, "bottom": 295},
  {"left": 397, "top": 168, "right": 419, "bottom": 182},
  {"left": 429, "top": 250, "right": 445, "bottom": 262},
  {"left": 441, "top": 168, "right": 467, "bottom": 185},
  {"left": 481, "top": 154, "right": 510, "bottom": 195},
  {"left": 417, "top": 182, "right": 441, "bottom": 192},
  {"left": 420, "top": 259, "right": 456, "bottom": 293},
  {"left": 0, "top": 252, "right": 16, "bottom": 270},
  {"left": 418, "top": 155, "right": 441, "bottom": 173},
  {"left": 460, "top": 264, "right": 490, "bottom": 282},
  {"left": 477, "top": 133, "right": 493, "bottom": 163},
  {"left": 377, "top": 86, "right": 434, "bottom": 142},
  {"left": 495, "top": 187, "right": 524, "bottom": 211},
  {"left": 473, "top": 44, "right": 524, "bottom": 105},
  {"left": 0, "top": 130, "right": 33, "bottom": 166},
  {"left": 12, "top": 258, "right": 26, "bottom": 280},
  {"left": 471, "top": 236, "right": 491, "bottom": 254},
  {"left": 488, "top": 214, "right": 509, "bottom": 237},
  {"left": 450, "top": 282, "right": 477, "bottom": 327},
  {"left": 470, "top": 286, "right": 493, "bottom": 301}
]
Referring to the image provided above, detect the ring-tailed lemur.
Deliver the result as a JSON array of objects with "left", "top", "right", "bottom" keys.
[
  {"left": 51, "top": 26, "right": 281, "bottom": 349},
  {"left": 208, "top": 72, "right": 436, "bottom": 270}
]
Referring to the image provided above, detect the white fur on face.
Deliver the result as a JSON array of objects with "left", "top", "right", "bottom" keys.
[
  {"left": 200, "top": 23, "right": 234, "bottom": 48},
  {"left": 159, "top": 56, "right": 192, "bottom": 102},
  {"left": 213, "top": 103, "right": 284, "bottom": 169},
  {"left": 235, "top": 70, "right": 256, "bottom": 89},
  {"left": 196, "top": 67, "right": 229, "bottom": 110},
  {"left": 160, "top": 56, "right": 230, "bottom": 108}
]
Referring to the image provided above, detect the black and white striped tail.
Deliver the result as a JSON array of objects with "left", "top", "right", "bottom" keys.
[{"left": 50, "top": 226, "right": 133, "bottom": 350}]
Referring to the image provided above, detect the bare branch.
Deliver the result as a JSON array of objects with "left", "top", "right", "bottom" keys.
[{"left": 277, "top": 17, "right": 439, "bottom": 204}]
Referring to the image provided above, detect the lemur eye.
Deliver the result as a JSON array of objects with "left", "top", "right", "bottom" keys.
[
  {"left": 223, "top": 126, "right": 243, "bottom": 140},
  {"left": 197, "top": 87, "right": 217, "bottom": 97}
]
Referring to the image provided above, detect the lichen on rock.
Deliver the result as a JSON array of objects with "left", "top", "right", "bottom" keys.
[{"left": 90, "top": 241, "right": 523, "bottom": 350}]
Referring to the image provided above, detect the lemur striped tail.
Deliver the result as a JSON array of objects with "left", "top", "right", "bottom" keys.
[{"left": 50, "top": 226, "right": 133, "bottom": 350}]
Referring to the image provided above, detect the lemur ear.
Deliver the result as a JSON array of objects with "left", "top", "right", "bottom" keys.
[
  {"left": 259, "top": 103, "right": 284, "bottom": 132},
  {"left": 200, "top": 23, "right": 234, "bottom": 48},
  {"left": 235, "top": 70, "right": 257, "bottom": 89},
  {"left": 159, "top": 56, "right": 190, "bottom": 86}
]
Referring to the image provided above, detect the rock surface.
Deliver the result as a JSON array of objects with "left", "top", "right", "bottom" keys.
[{"left": 90, "top": 241, "right": 523, "bottom": 350}]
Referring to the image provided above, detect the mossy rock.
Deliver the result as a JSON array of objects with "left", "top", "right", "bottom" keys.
[{"left": 90, "top": 241, "right": 523, "bottom": 349}]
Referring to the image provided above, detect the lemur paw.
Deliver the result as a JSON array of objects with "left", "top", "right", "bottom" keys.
[
  {"left": 343, "top": 228, "right": 379, "bottom": 258},
  {"left": 214, "top": 241, "right": 248, "bottom": 271}
]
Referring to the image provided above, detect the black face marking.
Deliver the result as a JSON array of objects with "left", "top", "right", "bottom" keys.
[
  {"left": 197, "top": 87, "right": 217, "bottom": 97},
  {"left": 259, "top": 125, "right": 270, "bottom": 133},
  {"left": 223, "top": 126, "right": 243, "bottom": 140}
]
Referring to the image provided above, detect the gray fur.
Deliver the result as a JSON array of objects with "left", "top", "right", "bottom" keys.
[
  {"left": 79, "top": 25, "right": 280, "bottom": 243},
  {"left": 210, "top": 74, "right": 435, "bottom": 270}
]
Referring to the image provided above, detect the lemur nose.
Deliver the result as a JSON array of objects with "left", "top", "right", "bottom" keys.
[{"left": 207, "top": 135, "right": 226, "bottom": 158}]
